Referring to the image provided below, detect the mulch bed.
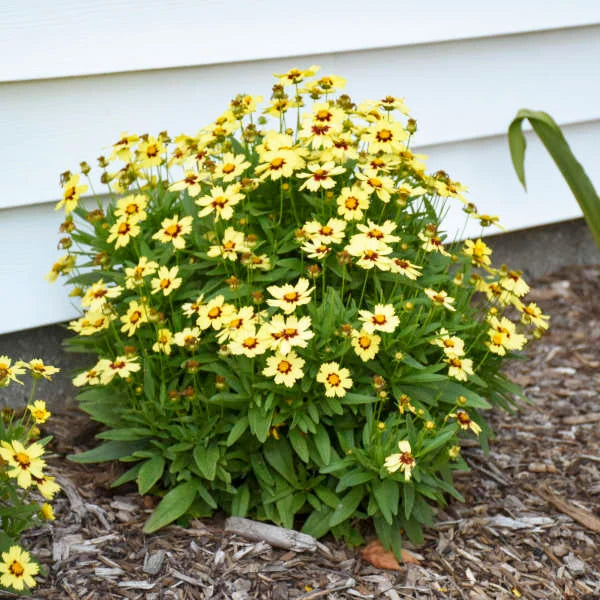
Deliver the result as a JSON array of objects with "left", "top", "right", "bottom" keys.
[{"left": 21, "top": 265, "right": 600, "bottom": 599}]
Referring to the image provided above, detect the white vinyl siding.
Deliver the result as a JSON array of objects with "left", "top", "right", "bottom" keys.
[{"left": 1, "top": 1, "right": 599, "bottom": 333}]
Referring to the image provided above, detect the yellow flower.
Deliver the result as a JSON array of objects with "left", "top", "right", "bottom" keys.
[
  {"left": 297, "top": 161, "right": 346, "bottom": 192},
  {"left": 0, "top": 356, "right": 26, "bottom": 387},
  {"left": 418, "top": 231, "right": 450, "bottom": 256},
  {"left": 151, "top": 266, "right": 182, "bottom": 296},
  {"left": 262, "top": 314, "right": 315, "bottom": 356},
  {"left": 152, "top": 328, "right": 174, "bottom": 355},
  {"left": 424, "top": 288, "right": 456, "bottom": 311},
  {"left": 430, "top": 329, "right": 465, "bottom": 357},
  {"left": 196, "top": 184, "right": 244, "bottom": 221},
  {"left": 321, "top": 133, "right": 359, "bottom": 163},
  {"left": 500, "top": 270, "right": 530, "bottom": 297},
  {"left": 274, "top": 65, "right": 320, "bottom": 86},
  {"left": 355, "top": 172, "right": 396, "bottom": 203},
  {"left": 152, "top": 214, "right": 193, "bottom": 249},
  {"left": 241, "top": 253, "right": 272, "bottom": 271},
  {"left": 27, "top": 400, "right": 51, "bottom": 424},
  {"left": 28, "top": 359, "right": 60, "bottom": 380},
  {"left": 120, "top": 300, "right": 149, "bottom": 337},
  {"left": 33, "top": 474, "right": 61, "bottom": 499},
  {"left": 451, "top": 410, "right": 482, "bottom": 435},
  {"left": 302, "top": 73, "right": 346, "bottom": 94},
  {"left": 463, "top": 239, "right": 492, "bottom": 267},
  {"left": 262, "top": 351, "right": 305, "bottom": 388},
  {"left": 316, "top": 362, "right": 353, "bottom": 398},
  {"left": 384, "top": 440, "right": 415, "bottom": 480},
  {"left": 45, "top": 254, "right": 76, "bottom": 282},
  {"left": 445, "top": 356, "right": 474, "bottom": 381},
  {"left": 448, "top": 445, "right": 461, "bottom": 460},
  {"left": 68, "top": 311, "right": 114, "bottom": 336},
  {"left": 228, "top": 327, "right": 270, "bottom": 358},
  {"left": 110, "top": 132, "right": 140, "bottom": 162},
  {"left": 266, "top": 278, "right": 314, "bottom": 314},
  {"left": 81, "top": 279, "right": 123, "bottom": 312},
  {"left": 125, "top": 256, "right": 159, "bottom": 289},
  {"left": 389, "top": 257, "right": 422, "bottom": 279},
  {"left": 72, "top": 367, "right": 102, "bottom": 387},
  {"left": 298, "top": 103, "right": 345, "bottom": 149},
  {"left": 56, "top": 174, "right": 88, "bottom": 213},
  {"left": 300, "top": 240, "right": 332, "bottom": 260},
  {"left": 256, "top": 148, "right": 306, "bottom": 181},
  {"left": 0, "top": 440, "right": 46, "bottom": 489},
  {"left": 351, "top": 329, "right": 381, "bottom": 362},
  {"left": 96, "top": 356, "right": 141, "bottom": 385},
  {"left": 181, "top": 295, "right": 205, "bottom": 318},
  {"left": 169, "top": 171, "right": 207, "bottom": 197},
  {"left": 377, "top": 95, "right": 410, "bottom": 115},
  {"left": 486, "top": 316, "right": 527, "bottom": 354},
  {"left": 336, "top": 186, "right": 370, "bottom": 221},
  {"left": 303, "top": 218, "right": 346, "bottom": 245},
  {"left": 516, "top": 301, "right": 550, "bottom": 330},
  {"left": 114, "top": 194, "right": 148, "bottom": 223},
  {"left": 213, "top": 153, "right": 251, "bottom": 182},
  {"left": 41, "top": 502, "right": 55, "bottom": 521},
  {"left": 107, "top": 217, "right": 141, "bottom": 248},
  {"left": 0, "top": 546, "right": 39, "bottom": 591},
  {"left": 345, "top": 238, "right": 393, "bottom": 271},
  {"left": 358, "top": 304, "right": 399, "bottom": 334},
  {"left": 196, "top": 295, "right": 236, "bottom": 331},
  {"left": 136, "top": 136, "right": 165, "bottom": 168},
  {"left": 207, "top": 227, "right": 249, "bottom": 261},
  {"left": 362, "top": 119, "right": 408, "bottom": 154},
  {"left": 356, "top": 219, "right": 400, "bottom": 245},
  {"left": 173, "top": 327, "right": 202, "bottom": 350}
]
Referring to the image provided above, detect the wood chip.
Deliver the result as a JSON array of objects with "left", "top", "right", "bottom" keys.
[
  {"left": 225, "top": 516, "right": 317, "bottom": 552},
  {"left": 562, "top": 412, "right": 600, "bottom": 425},
  {"left": 535, "top": 486, "right": 600, "bottom": 533}
]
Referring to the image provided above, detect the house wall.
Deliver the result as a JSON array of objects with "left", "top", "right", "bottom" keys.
[{"left": 1, "top": 1, "right": 599, "bottom": 334}]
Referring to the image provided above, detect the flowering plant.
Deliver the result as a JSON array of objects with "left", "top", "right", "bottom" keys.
[
  {"left": 49, "top": 66, "right": 548, "bottom": 556},
  {"left": 0, "top": 358, "right": 61, "bottom": 594}
]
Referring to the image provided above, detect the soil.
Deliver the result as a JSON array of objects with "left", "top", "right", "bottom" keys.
[{"left": 19, "top": 265, "right": 600, "bottom": 600}]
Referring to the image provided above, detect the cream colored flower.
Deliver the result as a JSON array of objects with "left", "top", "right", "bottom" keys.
[
  {"left": 266, "top": 278, "right": 313, "bottom": 314},
  {"left": 316, "top": 362, "right": 353, "bottom": 398},
  {"left": 151, "top": 266, "right": 182, "bottom": 296},
  {"left": 262, "top": 314, "right": 315, "bottom": 356},
  {"left": 358, "top": 304, "right": 399, "bottom": 334},
  {"left": 384, "top": 440, "right": 415, "bottom": 480},
  {"left": 262, "top": 351, "right": 305, "bottom": 388},
  {"left": 351, "top": 329, "right": 381, "bottom": 362}
]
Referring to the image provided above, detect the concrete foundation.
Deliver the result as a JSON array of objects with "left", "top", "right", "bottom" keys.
[{"left": 1, "top": 217, "right": 598, "bottom": 410}]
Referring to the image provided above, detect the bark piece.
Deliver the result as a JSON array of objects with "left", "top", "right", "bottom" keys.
[
  {"left": 225, "top": 516, "right": 317, "bottom": 552},
  {"left": 535, "top": 486, "right": 600, "bottom": 533}
]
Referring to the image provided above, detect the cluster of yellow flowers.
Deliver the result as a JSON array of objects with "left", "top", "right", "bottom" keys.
[
  {"left": 47, "top": 66, "right": 550, "bottom": 540},
  {"left": 0, "top": 357, "right": 61, "bottom": 592}
]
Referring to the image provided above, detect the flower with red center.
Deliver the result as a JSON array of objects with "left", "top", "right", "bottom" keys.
[
  {"left": 95, "top": 355, "right": 141, "bottom": 384},
  {"left": 362, "top": 119, "right": 408, "bottom": 154},
  {"left": 345, "top": 238, "right": 393, "bottom": 271},
  {"left": 297, "top": 161, "right": 346, "bottom": 192},
  {"left": 274, "top": 65, "right": 320, "bottom": 86},
  {"left": 56, "top": 173, "right": 88, "bottom": 213},
  {"left": 207, "top": 227, "right": 249, "bottom": 261},
  {"left": 451, "top": 410, "right": 482, "bottom": 435},
  {"left": 445, "top": 356, "right": 474, "bottom": 381},
  {"left": 262, "top": 314, "right": 314, "bottom": 356},
  {"left": 262, "top": 351, "right": 305, "bottom": 388},
  {"left": 107, "top": 217, "right": 141, "bottom": 248},
  {"left": 358, "top": 304, "right": 399, "bottom": 334},
  {"left": 389, "top": 257, "right": 423, "bottom": 280},
  {"left": 267, "top": 278, "right": 314, "bottom": 314},
  {"left": 384, "top": 440, "right": 415, "bottom": 480},
  {"left": 336, "top": 186, "right": 370, "bottom": 221},
  {"left": 125, "top": 256, "right": 159, "bottom": 289},
  {"left": 424, "top": 288, "right": 456, "bottom": 311},
  {"left": 114, "top": 194, "right": 148, "bottom": 222},
  {"left": 316, "top": 362, "right": 353, "bottom": 398},
  {"left": 151, "top": 266, "right": 182, "bottom": 296},
  {"left": 196, "top": 184, "right": 244, "bottom": 221},
  {"left": 351, "top": 329, "right": 381, "bottom": 362},
  {"left": 356, "top": 171, "right": 396, "bottom": 203},
  {"left": 216, "top": 306, "right": 255, "bottom": 343},
  {"left": 81, "top": 279, "right": 123, "bottom": 312},
  {"left": 302, "top": 218, "right": 347, "bottom": 245},
  {"left": 28, "top": 360, "right": 60, "bottom": 380},
  {"left": 196, "top": 295, "right": 236, "bottom": 331},
  {"left": 0, "top": 356, "right": 26, "bottom": 387},
  {"left": 153, "top": 214, "right": 193, "bottom": 249}
]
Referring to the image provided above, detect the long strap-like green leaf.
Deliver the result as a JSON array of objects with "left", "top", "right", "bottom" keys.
[{"left": 508, "top": 109, "right": 600, "bottom": 251}]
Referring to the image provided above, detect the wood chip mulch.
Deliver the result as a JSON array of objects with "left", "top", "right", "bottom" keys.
[{"left": 20, "top": 265, "right": 600, "bottom": 600}]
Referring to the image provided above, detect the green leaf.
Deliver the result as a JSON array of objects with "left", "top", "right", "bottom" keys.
[
  {"left": 302, "top": 509, "right": 332, "bottom": 539},
  {"left": 226, "top": 416, "right": 249, "bottom": 446},
  {"left": 143, "top": 363, "right": 156, "bottom": 403},
  {"left": 372, "top": 479, "right": 399, "bottom": 525},
  {"left": 314, "top": 425, "right": 331, "bottom": 465},
  {"left": 96, "top": 427, "right": 153, "bottom": 441},
  {"left": 248, "top": 404, "right": 272, "bottom": 443},
  {"left": 195, "top": 480, "right": 217, "bottom": 509},
  {"left": 508, "top": 109, "right": 600, "bottom": 250},
  {"left": 335, "top": 469, "right": 375, "bottom": 493},
  {"left": 111, "top": 462, "right": 143, "bottom": 488},
  {"left": 250, "top": 454, "right": 275, "bottom": 486},
  {"left": 264, "top": 437, "right": 298, "bottom": 487},
  {"left": 288, "top": 428, "right": 309, "bottom": 463},
  {"left": 342, "top": 392, "right": 379, "bottom": 405},
  {"left": 143, "top": 481, "right": 197, "bottom": 533},
  {"left": 329, "top": 487, "right": 364, "bottom": 528},
  {"left": 231, "top": 483, "right": 250, "bottom": 517},
  {"left": 133, "top": 456, "right": 163, "bottom": 495},
  {"left": 403, "top": 483, "right": 415, "bottom": 520},
  {"left": 314, "top": 486, "right": 340, "bottom": 509},
  {"left": 68, "top": 440, "right": 148, "bottom": 463},
  {"left": 419, "top": 424, "right": 459, "bottom": 457},
  {"left": 193, "top": 445, "right": 220, "bottom": 481}
]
